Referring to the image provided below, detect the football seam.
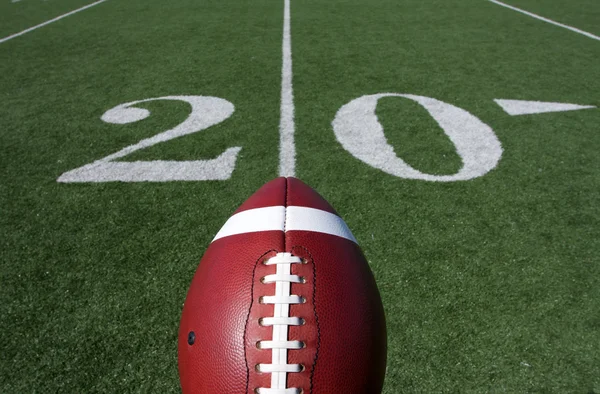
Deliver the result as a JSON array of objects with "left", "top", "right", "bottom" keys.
[
  {"left": 243, "top": 249, "right": 276, "bottom": 394},
  {"left": 284, "top": 177, "right": 289, "bottom": 249},
  {"left": 244, "top": 179, "right": 322, "bottom": 393}
]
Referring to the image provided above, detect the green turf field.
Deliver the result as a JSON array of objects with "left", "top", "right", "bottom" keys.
[{"left": 1, "top": 0, "right": 599, "bottom": 392}]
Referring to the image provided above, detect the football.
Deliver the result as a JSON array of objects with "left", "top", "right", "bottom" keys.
[{"left": 178, "top": 177, "right": 387, "bottom": 394}]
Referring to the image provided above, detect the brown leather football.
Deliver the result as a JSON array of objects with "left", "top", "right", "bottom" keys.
[{"left": 178, "top": 177, "right": 387, "bottom": 394}]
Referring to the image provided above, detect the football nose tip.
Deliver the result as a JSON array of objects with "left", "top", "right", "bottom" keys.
[{"left": 234, "top": 177, "right": 338, "bottom": 215}]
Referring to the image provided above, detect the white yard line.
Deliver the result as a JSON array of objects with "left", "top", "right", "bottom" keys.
[
  {"left": 0, "top": 0, "right": 108, "bottom": 44},
  {"left": 489, "top": 0, "right": 600, "bottom": 42},
  {"left": 278, "top": 0, "right": 296, "bottom": 177}
]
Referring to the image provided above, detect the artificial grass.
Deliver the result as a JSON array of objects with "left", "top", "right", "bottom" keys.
[{"left": 1, "top": 0, "right": 599, "bottom": 392}]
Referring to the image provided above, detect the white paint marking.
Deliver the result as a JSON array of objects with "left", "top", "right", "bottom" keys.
[
  {"left": 333, "top": 93, "right": 503, "bottom": 182},
  {"left": 278, "top": 0, "right": 296, "bottom": 177},
  {"left": 494, "top": 99, "right": 596, "bottom": 116},
  {"left": 0, "top": 0, "right": 107, "bottom": 44},
  {"left": 212, "top": 206, "right": 357, "bottom": 243},
  {"left": 488, "top": 0, "right": 600, "bottom": 42},
  {"left": 58, "top": 96, "right": 241, "bottom": 183}
]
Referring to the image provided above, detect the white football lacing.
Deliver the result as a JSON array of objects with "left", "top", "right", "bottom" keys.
[{"left": 255, "top": 252, "right": 305, "bottom": 394}]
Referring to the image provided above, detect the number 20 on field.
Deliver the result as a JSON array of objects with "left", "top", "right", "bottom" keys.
[{"left": 58, "top": 93, "right": 593, "bottom": 183}]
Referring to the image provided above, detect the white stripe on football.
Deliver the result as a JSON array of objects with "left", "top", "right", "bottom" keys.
[{"left": 213, "top": 205, "right": 357, "bottom": 243}]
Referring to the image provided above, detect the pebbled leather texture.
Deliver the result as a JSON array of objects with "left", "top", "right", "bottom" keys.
[{"left": 178, "top": 177, "right": 387, "bottom": 394}]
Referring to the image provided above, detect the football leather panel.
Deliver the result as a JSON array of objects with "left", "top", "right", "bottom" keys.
[
  {"left": 286, "top": 231, "right": 387, "bottom": 394},
  {"left": 178, "top": 232, "right": 284, "bottom": 394},
  {"left": 235, "top": 177, "right": 287, "bottom": 214},
  {"left": 286, "top": 177, "right": 338, "bottom": 215}
]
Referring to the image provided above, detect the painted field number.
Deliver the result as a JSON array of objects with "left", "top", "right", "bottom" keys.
[
  {"left": 58, "top": 94, "right": 594, "bottom": 183},
  {"left": 58, "top": 96, "right": 240, "bottom": 183},
  {"left": 333, "top": 93, "right": 503, "bottom": 182}
]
